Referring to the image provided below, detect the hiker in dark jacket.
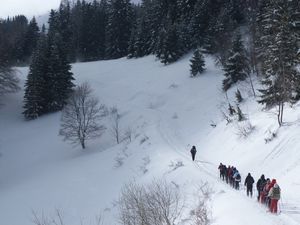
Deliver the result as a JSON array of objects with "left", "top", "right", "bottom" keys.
[
  {"left": 218, "top": 163, "right": 223, "bottom": 179},
  {"left": 257, "top": 174, "right": 266, "bottom": 202},
  {"left": 244, "top": 173, "right": 255, "bottom": 197},
  {"left": 190, "top": 146, "right": 197, "bottom": 161}
]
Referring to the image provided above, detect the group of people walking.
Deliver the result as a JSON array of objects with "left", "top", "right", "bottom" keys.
[
  {"left": 218, "top": 163, "right": 242, "bottom": 190},
  {"left": 218, "top": 163, "right": 281, "bottom": 214},
  {"left": 256, "top": 174, "right": 281, "bottom": 214},
  {"left": 189, "top": 148, "right": 281, "bottom": 214}
]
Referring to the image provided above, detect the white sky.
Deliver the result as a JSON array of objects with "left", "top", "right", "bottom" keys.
[{"left": 0, "top": 0, "right": 61, "bottom": 19}]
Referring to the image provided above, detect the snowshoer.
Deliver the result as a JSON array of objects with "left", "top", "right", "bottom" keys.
[
  {"left": 268, "top": 182, "right": 281, "bottom": 213},
  {"left": 257, "top": 174, "right": 266, "bottom": 201},
  {"left": 222, "top": 165, "right": 228, "bottom": 182},
  {"left": 262, "top": 179, "right": 271, "bottom": 206},
  {"left": 190, "top": 146, "right": 197, "bottom": 161},
  {"left": 233, "top": 170, "right": 241, "bottom": 190},
  {"left": 218, "top": 163, "right": 224, "bottom": 179},
  {"left": 244, "top": 173, "right": 255, "bottom": 197}
]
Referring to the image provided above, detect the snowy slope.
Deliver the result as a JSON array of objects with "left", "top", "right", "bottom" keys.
[{"left": 0, "top": 55, "right": 300, "bottom": 225}]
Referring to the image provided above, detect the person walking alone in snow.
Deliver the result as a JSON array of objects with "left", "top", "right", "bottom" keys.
[
  {"left": 190, "top": 146, "right": 197, "bottom": 161},
  {"left": 244, "top": 173, "right": 255, "bottom": 197}
]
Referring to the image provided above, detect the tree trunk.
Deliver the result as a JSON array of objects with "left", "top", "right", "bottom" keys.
[
  {"left": 248, "top": 73, "right": 256, "bottom": 97},
  {"left": 280, "top": 102, "right": 284, "bottom": 126},
  {"left": 277, "top": 102, "right": 284, "bottom": 127},
  {"left": 81, "top": 139, "right": 85, "bottom": 149}
]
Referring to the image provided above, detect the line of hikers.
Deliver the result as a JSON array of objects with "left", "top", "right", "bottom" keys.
[{"left": 218, "top": 163, "right": 281, "bottom": 214}]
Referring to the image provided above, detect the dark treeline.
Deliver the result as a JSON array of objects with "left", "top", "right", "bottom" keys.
[
  {"left": 0, "top": 15, "right": 39, "bottom": 65},
  {"left": 0, "top": 0, "right": 299, "bottom": 122},
  {"left": 0, "top": 0, "right": 249, "bottom": 65}
]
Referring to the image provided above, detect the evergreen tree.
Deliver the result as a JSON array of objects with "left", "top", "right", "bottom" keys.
[
  {"left": 228, "top": 103, "right": 236, "bottom": 116},
  {"left": 23, "top": 34, "right": 48, "bottom": 119},
  {"left": 190, "top": 48, "right": 205, "bottom": 77},
  {"left": 235, "top": 89, "right": 243, "bottom": 103},
  {"left": 128, "top": 0, "right": 152, "bottom": 58},
  {"left": 58, "top": 2, "right": 74, "bottom": 61},
  {"left": 106, "top": 0, "right": 134, "bottom": 59},
  {"left": 22, "top": 17, "right": 40, "bottom": 63},
  {"left": 222, "top": 33, "right": 249, "bottom": 91},
  {"left": 158, "top": 24, "right": 182, "bottom": 64},
  {"left": 236, "top": 105, "right": 244, "bottom": 121},
  {"left": 46, "top": 33, "right": 75, "bottom": 112},
  {"left": 257, "top": 0, "right": 300, "bottom": 125}
]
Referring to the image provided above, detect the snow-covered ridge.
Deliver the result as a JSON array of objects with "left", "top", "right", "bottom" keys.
[{"left": 0, "top": 55, "right": 300, "bottom": 225}]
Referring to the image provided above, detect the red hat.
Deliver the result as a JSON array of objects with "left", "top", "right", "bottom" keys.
[{"left": 271, "top": 179, "right": 276, "bottom": 184}]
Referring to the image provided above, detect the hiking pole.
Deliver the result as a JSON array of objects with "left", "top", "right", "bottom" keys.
[{"left": 279, "top": 195, "right": 284, "bottom": 214}]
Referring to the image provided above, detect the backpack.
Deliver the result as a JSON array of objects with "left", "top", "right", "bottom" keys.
[
  {"left": 272, "top": 186, "right": 280, "bottom": 200},
  {"left": 191, "top": 148, "right": 196, "bottom": 154},
  {"left": 236, "top": 174, "right": 241, "bottom": 181}
]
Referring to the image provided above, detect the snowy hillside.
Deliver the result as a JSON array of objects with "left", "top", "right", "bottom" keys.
[{"left": 0, "top": 56, "right": 300, "bottom": 225}]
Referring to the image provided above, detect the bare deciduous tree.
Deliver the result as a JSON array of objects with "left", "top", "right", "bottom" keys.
[
  {"left": 109, "top": 107, "right": 122, "bottom": 144},
  {"left": 0, "top": 63, "right": 19, "bottom": 99},
  {"left": 123, "top": 127, "right": 133, "bottom": 143},
  {"left": 190, "top": 182, "right": 212, "bottom": 225},
  {"left": 118, "top": 179, "right": 184, "bottom": 225},
  {"left": 59, "top": 82, "right": 106, "bottom": 149},
  {"left": 32, "top": 209, "right": 104, "bottom": 225}
]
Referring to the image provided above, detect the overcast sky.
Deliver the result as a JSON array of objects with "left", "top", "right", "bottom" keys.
[
  {"left": 0, "top": 0, "right": 61, "bottom": 19},
  {"left": 0, "top": 0, "right": 141, "bottom": 19}
]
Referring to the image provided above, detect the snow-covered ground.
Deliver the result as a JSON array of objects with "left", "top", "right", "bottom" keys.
[{"left": 0, "top": 55, "right": 300, "bottom": 225}]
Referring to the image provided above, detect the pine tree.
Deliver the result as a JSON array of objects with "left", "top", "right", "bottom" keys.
[
  {"left": 228, "top": 103, "right": 236, "bottom": 116},
  {"left": 22, "top": 17, "right": 40, "bottom": 63},
  {"left": 257, "top": 0, "right": 300, "bottom": 125},
  {"left": 236, "top": 105, "right": 244, "bottom": 121},
  {"left": 58, "top": 2, "right": 73, "bottom": 61},
  {"left": 160, "top": 25, "right": 182, "bottom": 64},
  {"left": 106, "top": 0, "right": 134, "bottom": 59},
  {"left": 128, "top": 0, "right": 152, "bottom": 58},
  {"left": 190, "top": 48, "right": 205, "bottom": 77},
  {"left": 46, "top": 33, "right": 75, "bottom": 112},
  {"left": 222, "top": 33, "right": 249, "bottom": 91},
  {"left": 23, "top": 34, "right": 48, "bottom": 119},
  {"left": 235, "top": 89, "right": 243, "bottom": 103}
]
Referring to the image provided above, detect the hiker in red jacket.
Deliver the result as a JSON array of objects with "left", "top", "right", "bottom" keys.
[{"left": 268, "top": 182, "right": 281, "bottom": 213}]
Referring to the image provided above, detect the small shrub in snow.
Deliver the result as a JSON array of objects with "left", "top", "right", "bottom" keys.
[
  {"left": 140, "top": 156, "right": 151, "bottom": 174},
  {"left": 118, "top": 179, "right": 184, "bottom": 225},
  {"left": 235, "top": 120, "right": 255, "bottom": 138},
  {"left": 221, "top": 110, "right": 232, "bottom": 125},
  {"left": 210, "top": 120, "right": 217, "bottom": 128},
  {"left": 140, "top": 135, "right": 149, "bottom": 145},
  {"left": 190, "top": 182, "right": 212, "bottom": 225},
  {"left": 32, "top": 209, "right": 104, "bottom": 225},
  {"left": 264, "top": 129, "right": 277, "bottom": 144},
  {"left": 114, "top": 156, "right": 124, "bottom": 168},
  {"left": 169, "top": 160, "right": 184, "bottom": 172},
  {"left": 169, "top": 83, "right": 179, "bottom": 89},
  {"left": 172, "top": 113, "right": 178, "bottom": 119}
]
